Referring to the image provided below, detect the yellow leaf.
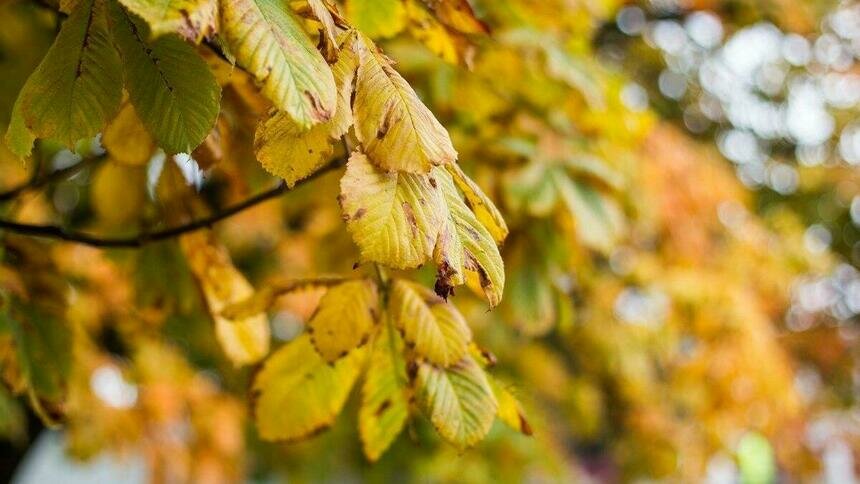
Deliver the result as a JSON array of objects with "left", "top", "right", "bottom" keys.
[
  {"left": 359, "top": 326, "right": 409, "bottom": 461},
  {"left": 307, "top": 0, "right": 341, "bottom": 61},
  {"left": 340, "top": 153, "right": 506, "bottom": 306},
  {"left": 345, "top": 0, "right": 406, "bottom": 39},
  {"left": 180, "top": 231, "right": 270, "bottom": 366},
  {"left": 117, "top": 0, "right": 218, "bottom": 42},
  {"left": 253, "top": 335, "right": 365, "bottom": 441},
  {"left": 489, "top": 376, "right": 533, "bottom": 436},
  {"left": 414, "top": 355, "right": 497, "bottom": 449},
  {"left": 254, "top": 110, "right": 334, "bottom": 186},
  {"left": 221, "top": 0, "right": 337, "bottom": 128},
  {"left": 90, "top": 160, "right": 147, "bottom": 224},
  {"left": 102, "top": 103, "right": 155, "bottom": 166},
  {"left": 389, "top": 280, "right": 471, "bottom": 367},
  {"left": 421, "top": 0, "right": 489, "bottom": 34},
  {"left": 405, "top": 1, "right": 461, "bottom": 64},
  {"left": 307, "top": 280, "right": 378, "bottom": 363},
  {"left": 433, "top": 166, "right": 505, "bottom": 306},
  {"left": 339, "top": 151, "right": 444, "bottom": 269},
  {"left": 352, "top": 34, "right": 457, "bottom": 173},
  {"left": 445, "top": 163, "right": 508, "bottom": 244},
  {"left": 253, "top": 41, "right": 356, "bottom": 185}
]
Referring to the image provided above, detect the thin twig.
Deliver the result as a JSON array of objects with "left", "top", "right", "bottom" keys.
[
  {"left": 0, "top": 155, "right": 104, "bottom": 202},
  {"left": 0, "top": 159, "right": 344, "bottom": 249}
]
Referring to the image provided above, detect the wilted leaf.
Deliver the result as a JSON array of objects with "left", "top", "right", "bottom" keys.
[
  {"left": 253, "top": 335, "right": 365, "bottom": 441},
  {"left": 180, "top": 231, "right": 270, "bottom": 366},
  {"left": 339, "top": 151, "right": 444, "bottom": 269},
  {"left": 117, "top": 0, "right": 218, "bottom": 42},
  {"left": 15, "top": 0, "right": 122, "bottom": 148},
  {"left": 111, "top": 4, "right": 221, "bottom": 154},
  {"left": 414, "top": 355, "right": 497, "bottom": 449},
  {"left": 307, "top": 0, "right": 341, "bottom": 61},
  {"left": 445, "top": 163, "right": 507, "bottom": 244},
  {"left": 221, "top": 0, "right": 336, "bottom": 128},
  {"left": 307, "top": 279, "right": 378, "bottom": 363},
  {"left": 353, "top": 33, "right": 457, "bottom": 173},
  {"left": 340, "top": 153, "right": 505, "bottom": 305},
  {"left": 359, "top": 327, "right": 409, "bottom": 461},
  {"left": 433, "top": 166, "right": 505, "bottom": 306},
  {"left": 389, "top": 280, "right": 471, "bottom": 367},
  {"left": 253, "top": 41, "right": 356, "bottom": 185}
]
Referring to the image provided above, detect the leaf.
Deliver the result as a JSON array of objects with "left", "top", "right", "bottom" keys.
[
  {"left": 221, "top": 0, "right": 337, "bottom": 128},
  {"left": 2, "top": 304, "right": 72, "bottom": 425},
  {"left": 413, "top": 355, "right": 497, "bottom": 449},
  {"left": 15, "top": 0, "right": 122, "bottom": 148},
  {"left": 180, "top": 231, "right": 270, "bottom": 366},
  {"left": 340, "top": 153, "right": 506, "bottom": 306},
  {"left": 221, "top": 277, "right": 347, "bottom": 320},
  {"left": 445, "top": 163, "right": 508, "bottom": 244},
  {"left": 253, "top": 335, "right": 365, "bottom": 441},
  {"left": 554, "top": 171, "right": 624, "bottom": 254},
  {"left": 254, "top": 110, "right": 334, "bottom": 186},
  {"left": 389, "top": 280, "right": 471, "bottom": 367},
  {"left": 359, "top": 327, "right": 409, "bottom": 461},
  {"left": 489, "top": 376, "right": 532, "bottom": 436},
  {"left": 352, "top": 33, "right": 457, "bottom": 173},
  {"left": 4, "top": 96, "right": 35, "bottom": 159},
  {"left": 420, "top": 0, "right": 489, "bottom": 35},
  {"left": 339, "top": 151, "right": 444, "bottom": 269},
  {"left": 433, "top": 166, "right": 505, "bottom": 306},
  {"left": 117, "top": 0, "right": 218, "bottom": 42},
  {"left": 345, "top": 0, "right": 407, "bottom": 39},
  {"left": 405, "top": 1, "right": 467, "bottom": 65},
  {"left": 102, "top": 102, "right": 156, "bottom": 166},
  {"left": 307, "top": 279, "right": 378, "bottom": 363},
  {"left": 111, "top": 4, "right": 221, "bottom": 154},
  {"left": 253, "top": 43, "right": 356, "bottom": 186},
  {"left": 307, "top": 0, "right": 341, "bottom": 61}
]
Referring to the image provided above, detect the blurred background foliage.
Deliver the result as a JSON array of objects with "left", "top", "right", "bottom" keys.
[{"left": 1, "top": 0, "right": 860, "bottom": 482}]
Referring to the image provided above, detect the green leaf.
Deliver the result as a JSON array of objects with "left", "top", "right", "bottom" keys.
[
  {"left": 414, "top": 355, "right": 497, "bottom": 449},
  {"left": 253, "top": 335, "right": 365, "bottom": 441},
  {"left": 389, "top": 280, "right": 471, "bottom": 367},
  {"left": 307, "top": 280, "right": 378, "bottom": 363},
  {"left": 110, "top": 4, "right": 221, "bottom": 154},
  {"left": 4, "top": 96, "right": 35, "bottom": 159},
  {"left": 14, "top": 0, "right": 122, "bottom": 149},
  {"left": 352, "top": 33, "right": 457, "bottom": 173},
  {"left": 117, "top": 0, "right": 217, "bottom": 42},
  {"left": 359, "top": 326, "right": 409, "bottom": 462},
  {"left": 339, "top": 151, "right": 444, "bottom": 269},
  {"left": 3, "top": 303, "right": 73, "bottom": 425},
  {"left": 221, "top": 0, "right": 337, "bottom": 128},
  {"left": 554, "top": 170, "right": 624, "bottom": 254},
  {"left": 345, "top": 0, "right": 406, "bottom": 39}
]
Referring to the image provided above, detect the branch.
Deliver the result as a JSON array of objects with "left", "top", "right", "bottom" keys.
[
  {"left": 0, "top": 160, "right": 344, "bottom": 249},
  {"left": 0, "top": 155, "right": 104, "bottom": 202}
]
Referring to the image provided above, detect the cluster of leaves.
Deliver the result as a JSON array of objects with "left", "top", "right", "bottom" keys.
[{"left": 0, "top": 0, "right": 533, "bottom": 464}]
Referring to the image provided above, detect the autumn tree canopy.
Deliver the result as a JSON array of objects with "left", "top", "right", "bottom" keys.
[{"left": 0, "top": 0, "right": 858, "bottom": 482}]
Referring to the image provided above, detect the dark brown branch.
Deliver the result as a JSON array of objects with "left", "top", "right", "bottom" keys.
[
  {"left": 0, "top": 155, "right": 104, "bottom": 202},
  {"left": 0, "top": 160, "right": 344, "bottom": 249}
]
